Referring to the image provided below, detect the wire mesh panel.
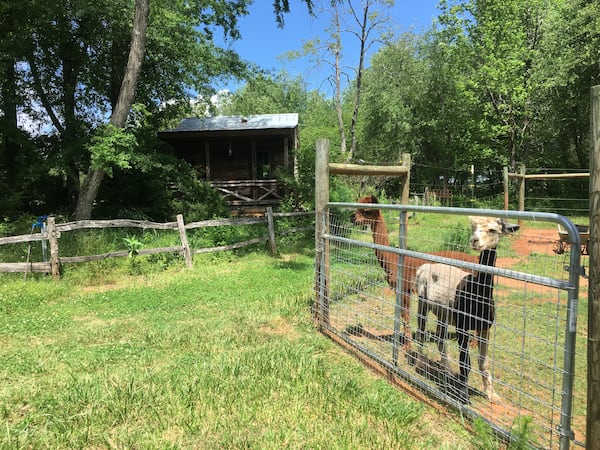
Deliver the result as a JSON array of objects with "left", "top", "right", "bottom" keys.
[{"left": 315, "top": 203, "right": 585, "bottom": 449}]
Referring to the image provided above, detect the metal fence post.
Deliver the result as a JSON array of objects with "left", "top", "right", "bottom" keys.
[{"left": 392, "top": 209, "right": 408, "bottom": 366}]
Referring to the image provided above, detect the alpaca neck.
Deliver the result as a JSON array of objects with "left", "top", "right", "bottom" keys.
[
  {"left": 476, "top": 248, "right": 497, "bottom": 289},
  {"left": 371, "top": 211, "right": 390, "bottom": 246},
  {"left": 371, "top": 211, "right": 395, "bottom": 282}
]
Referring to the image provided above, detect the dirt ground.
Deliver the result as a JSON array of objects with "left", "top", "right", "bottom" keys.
[
  {"left": 510, "top": 227, "right": 559, "bottom": 256},
  {"left": 500, "top": 227, "right": 589, "bottom": 291}
]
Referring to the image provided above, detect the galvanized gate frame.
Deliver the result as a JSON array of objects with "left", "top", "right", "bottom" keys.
[{"left": 315, "top": 203, "right": 583, "bottom": 449}]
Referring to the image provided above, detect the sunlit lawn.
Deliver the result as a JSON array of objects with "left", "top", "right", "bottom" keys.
[{"left": 0, "top": 249, "right": 486, "bottom": 449}]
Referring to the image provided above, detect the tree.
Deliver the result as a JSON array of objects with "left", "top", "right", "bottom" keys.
[
  {"left": 358, "top": 34, "right": 423, "bottom": 163},
  {"left": 11, "top": 0, "right": 253, "bottom": 218},
  {"left": 434, "top": 0, "right": 547, "bottom": 170},
  {"left": 299, "top": 0, "right": 394, "bottom": 160},
  {"left": 220, "top": 72, "right": 309, "bottom": 116},
  {"left": 74, "top": 0, "right": 149, "bottom": 220},
  {"left": 533, "top": 0, "right": 600, "bottom": 169}
]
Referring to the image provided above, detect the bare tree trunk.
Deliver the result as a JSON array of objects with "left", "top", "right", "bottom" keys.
[
  {"left": 333, "top": 4, "right": 347, "bottom": 156},
  {"left": 329, "top": 0, "right": 388, "bottom": 162},
  {"left": 74, "top": 0, "right": 150, "bottom": 220},
  {"left": 347, "top": 1, "right": 370, "bottom": 160}
]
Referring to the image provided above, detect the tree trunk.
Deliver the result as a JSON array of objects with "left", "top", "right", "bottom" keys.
[
  {"left": 1, "top": 59, "right": 19, "bottom": 185},
  {"left": 73, "top": 0, "right": 150, "bottom": 220},
  {"left": 332, "top": 4, "right": 347, "bottom": 156},
  {"left": 348, "top": 1, "right": 369, "bottom": 161}
]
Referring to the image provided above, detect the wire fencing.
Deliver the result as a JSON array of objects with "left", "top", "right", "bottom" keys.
[{"left": 315, "top": 203, "right": 585, "bottom": 449}]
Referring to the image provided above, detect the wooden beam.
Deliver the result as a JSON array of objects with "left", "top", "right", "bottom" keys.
[
  {"left": 508, "top": 172, "right": 590, "bottom": 180},
  {"left": 328, "top": 163, "right": 409, "bottom": 176},
  {"left": 177, "top": 214, "right": 192, "bottom": 268},
  {"left": 47, "top": 217, "right": 60, "bottom": 280},
  {"left": 266, "top": 207, "right": 277, "bottom": 255},
  {"left": 0, "top": 262, "right": 51, "bottom": 273},
  {"left": 400, "top": 153, "right": 411, "bottom": 205},
  {"left": 315, "top": 139, "right": 330, "bottom": 325}
]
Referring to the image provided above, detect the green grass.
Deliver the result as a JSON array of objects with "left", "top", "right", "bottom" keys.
[{"left": 0, "top": 248, "right": 492, "bottom": 449}]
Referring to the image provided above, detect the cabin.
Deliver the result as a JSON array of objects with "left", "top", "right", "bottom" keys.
[{"left": 158, "top": 113, "right": 299, "bottom": 215}]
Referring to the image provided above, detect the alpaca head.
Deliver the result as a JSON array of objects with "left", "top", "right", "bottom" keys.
[
  {"left": 350, "top": 195, "right": 381, "bottom": 228},
  {"left": 468, "top": 216, "right": 518, "bottom": 251}
]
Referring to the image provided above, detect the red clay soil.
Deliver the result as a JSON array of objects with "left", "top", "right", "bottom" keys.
[
  {"left": 500, "top": 227, "right": 589, "bottom": 292},
  {"left": 510, "top": 227, "right": 559, "bottom": 257}
]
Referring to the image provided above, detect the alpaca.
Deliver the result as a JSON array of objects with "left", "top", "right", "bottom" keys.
[
  {"left": 415, "top": 216, "right": 518, "bottom": 403},
  {"left": 349, "top": 195, "right": 480, "bottom": 353}
]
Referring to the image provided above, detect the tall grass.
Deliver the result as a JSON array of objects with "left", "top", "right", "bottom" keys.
[{"left": 0, "top": 243, "right": 498, "bottom": 449}]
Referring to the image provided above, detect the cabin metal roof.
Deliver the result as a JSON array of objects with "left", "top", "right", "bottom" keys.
[{"left": 159, "top": 113, "right": 299, "bottom": 135}]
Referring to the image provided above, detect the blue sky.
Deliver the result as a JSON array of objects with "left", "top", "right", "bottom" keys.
[{"left": 215, "top": 0, "right": 441, "bottom": 95}]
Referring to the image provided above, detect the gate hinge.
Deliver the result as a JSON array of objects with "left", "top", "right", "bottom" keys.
[
  {"left": 555, "top": 424, "right": 575, "bottom": 441},
  {"left": 564, "top": 264, "right": 588, "bottom": 279}
]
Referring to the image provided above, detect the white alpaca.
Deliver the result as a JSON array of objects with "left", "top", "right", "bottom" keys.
[{"left": 415, "top": 216, "right": 518, "bottom": 403}]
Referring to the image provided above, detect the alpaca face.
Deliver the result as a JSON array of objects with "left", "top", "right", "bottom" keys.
[
  {"left": 468, "top": 216, "right": 504, "bottom": 251},
  {"left": 350, "top": 208, "right": 380, "bottom": 227},
  {"left": 350, "top": 195, "right": 380, "bottom": 228}
]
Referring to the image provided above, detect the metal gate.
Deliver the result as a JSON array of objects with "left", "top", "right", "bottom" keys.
[{"left": 314, "top": 202, "right": 585, "bottom": 449}]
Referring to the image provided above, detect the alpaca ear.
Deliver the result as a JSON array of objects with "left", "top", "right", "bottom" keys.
[{"left": 501, "top": 220, "right": 520, "bottom": 233}]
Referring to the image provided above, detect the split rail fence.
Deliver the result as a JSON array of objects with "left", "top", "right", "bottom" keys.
[{"left": 0, "top": 208, "right": 313, "bottom": 279}]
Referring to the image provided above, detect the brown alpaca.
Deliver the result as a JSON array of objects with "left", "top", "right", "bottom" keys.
[{"left": 350, "top": 195, "right": 480, "bottom": 353}]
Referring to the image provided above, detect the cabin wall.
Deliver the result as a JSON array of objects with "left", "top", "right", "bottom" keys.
[{"left": 170, "top": 136, "right": 292, "bottom": 181}]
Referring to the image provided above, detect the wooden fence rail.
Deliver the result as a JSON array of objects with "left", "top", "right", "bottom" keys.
[
  {"left": 503, "top": 165, "right": 590, "bottom": 220},
  {"left": 0, "top": 209, "right": 313, "bottom": 279}
]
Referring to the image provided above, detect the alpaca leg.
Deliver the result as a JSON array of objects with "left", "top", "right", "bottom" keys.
[
  {"left": 477, "top": 327, "right": 499, "bottom": 402},
  {"left": 435, "top": 314, "right": 450, "bottom": 372},
  {"left": 456, "top": 329, "right": 471, "bottom": 404},
  {"left": 415, "top": 296, "right": 428, "bottom": 367},
  {"left": 402, "top": 292, "right": 412, "bottom": 352}
]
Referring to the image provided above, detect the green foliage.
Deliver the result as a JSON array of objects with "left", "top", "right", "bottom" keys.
[
  {"left": 123, "top": 235, "right": 143, "bottom": 274},
  {"left": 1, "top": 0, "right": 255, "bottom": 219},
  {"left": 509, "top": 416, "right": 533, "bottom": 449},
  {"left": 96, "top": 154, "right": 229, "bottom": 221},
  {"left": 88, "top": 124, "right": 137, "bottom": 176},
  {"left": 123, "top": 236, "right": 143, "bottom": 257},
  {"left": 471, "top": 418, "right": 500, "bottom": 449},
  {"left": 220, "top": 72, "right": 309, "bottom": 116},
  {"left": 3, "top": 0, "right": 599, "bottom": 220},
  {"left": 355, "top": 0, "right": 598, "bottom": 202}
]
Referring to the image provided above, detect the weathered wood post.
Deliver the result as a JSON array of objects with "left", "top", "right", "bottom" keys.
[
  {"left": 588, "top": 84, "right": 600, "bottom": 450},
  {"left": 47, "top": 216, "right": 60, "bottom": 280},
  {"left": 266, "top": 207, "right": 277, "bottom": 255},
  {"left": 315, "top": 138, "right": 330, "bottom": 325},
  {"left": 176, "top": 214, "right": 192, "bottom": 268},
  {"left": 400, "top": 153, "right": 411, "bottom": 206},
  {"left": 518, "top": 164, "right": 526, "bottom": 226},
  {"left": 503, "top": 166, "right": 509, "bottom": 210}
]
